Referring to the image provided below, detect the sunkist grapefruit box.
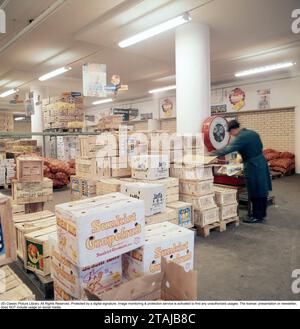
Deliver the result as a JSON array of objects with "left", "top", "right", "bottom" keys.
[
  {"left": 123, "top": 222, "right": 194, "bottom": 279},
  {"left": 55, "top": 193, "right": 145, "bottom": 268}
]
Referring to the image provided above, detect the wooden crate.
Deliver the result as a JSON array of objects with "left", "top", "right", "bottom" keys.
[
  {"left": 194, "top": 207, "right": 220, "bottom": 227},
  {"left": 219, "top": 203, "right": 238, "bottom": 221},
  {"left": 214, "top": 186, "right": 238, "bottom": 206},
  {"left": 12, "top": 178, "right": 53, "bottom": 205},
  {"left": 14, "top": 211, "right": 56, "bottom": 261},
  {"left": 145, "top": 208, "right": 177, "bottom": 226},
  {"left": 0, "top": 266, "right": 35, "bottom": 300},
  {"left": 167, "top": 201, "right": 193, "bottom": 228},
  {"left": 180, "top": 193, "right": 216, "bottom": 211},
  {"left": 96, "top": 178, "right": 125, "bottom": 195},
  {"left": 170, "top": 165, "right": 213, "bottom": 181},
  {"left": 179, "top": 179, "right": 214, "bottom": 196},
  {"left": 12, "top": 202, "right": 25, "bottom": 216},
  {"left": 16, "top": 156, "right": 43, "bottom": 182},
  {"left": 76, "top": 157, "right": 111, "bottom": 179},
  {"left": 24, "top": 226, "right": 57, "bottom": 276},
  {"left": 0, "top": 194, "right": 15, "bottom": 266}
]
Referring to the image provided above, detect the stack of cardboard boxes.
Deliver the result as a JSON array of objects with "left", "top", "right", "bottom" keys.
[
  {"left": 51, "top": 136, "right": 79, "bottom": 161},
  {"left": 51, "top": 193, "right": 144, "bottom": 300},
  {"left": 171, "top": 157, "right": 219, "bottom": 228},
  {"left": 51, "top": 192, "right": 195, "bottom": 300},
  {"left": 11, "top": 156, "right": 53, "bottom": 214},
  {"left": 0, "top": 159, "right": 16, "bottom": 187},
  {"left": 0, "top": 112, "right": 14, "bottom": 132}
]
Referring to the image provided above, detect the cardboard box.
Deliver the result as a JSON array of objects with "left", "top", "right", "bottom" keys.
[
  {"left": 123, "top": 222, "right": 194, "bottom": 279},
  {"left": 179, "top": 179, "right": 214, "bottom": 196},
  {"left": 131, "top": 155, "right": 170, "bottom": 180},
  {"left": 168, "top": 201, "right": 193, "bottom": 228},
  {"left": 51, "top": 244, "right": 122, "bottom": 300},
  {"left": 85, "top": 258, "right": 197, "bottom": 301},
  {"left": 16, "top": 156, "right": 43, "bottom": 182},
  {"left": 194, "top": 207, "right": 220, "bottom": 227},
  {"left": 55, "top": 193, "right": 145, "bottom": 267},
  {"left": 121, "top": 182, "right": 166, "bottom": 216},
  {"left": 180, "top": 193, "right": 216, "bottom": 211}
]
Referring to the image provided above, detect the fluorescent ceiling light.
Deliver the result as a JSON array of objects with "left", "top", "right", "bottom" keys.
[
  {"left": 15, "top": 117, "right": 26, "bottom": 121},
  {"left": 92, "top": 98, "right": 114, "bottom": 105},
  {"left": 235, "top": 62, "right": 295, "bottom": 77},
  {"left": 149, "top": 85, "right": 176, "bottom": 94},
  {"left": 0, "top": 88, "right": 19, "bottom": 98},
  {"left": 39, "top": 66, "right": 72, "bottom": 81},
  {"left": 119, "top": 13, "right": 191, "bottom": 48}
]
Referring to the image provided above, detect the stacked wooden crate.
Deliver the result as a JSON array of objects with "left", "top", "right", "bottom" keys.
[
  {"left": 13, "top": 210, "right": 56, "bottom": 262},
  {"left": 43, "top": 92, "right": 84, "bottom": 130},
  {"left": 0, "top": 266, "right": 35, "bottom": 300},
  {"left": 5, "top": 139, "right": 40, "bottom": 157},
  {"left": 70, "top": 175, "right": 97, "bottom": 200},
  {"left": 214, "top": 186, "right": 239, "bottom": 222},
  {"left": 12, "top": 156, "right": 53, "bottom": 213},
  {"left": 170, "top": 158, "right": 217, "bottom": 232},
  {"left": 0, "top": 112, "right": 14, "bottom": 132}
]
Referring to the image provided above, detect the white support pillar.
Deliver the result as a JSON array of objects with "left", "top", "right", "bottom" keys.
[
  {"left": 30, "top": 85, "right": 45, "bottom": 149},
  {"left": 176, "top": 22, "right": 211, "bottom": 134}
]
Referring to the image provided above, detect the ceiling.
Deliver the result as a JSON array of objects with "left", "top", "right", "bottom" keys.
[{"left": 0, "top": 0, "right": 299, "bottom": 111}]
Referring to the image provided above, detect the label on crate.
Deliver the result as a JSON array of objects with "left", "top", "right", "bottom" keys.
[
  {"left": 25, "top": 240, "right": 44, "bottom": 272},
  {"left": 178, "top": 207, "right": 192, "bottom": 227}
]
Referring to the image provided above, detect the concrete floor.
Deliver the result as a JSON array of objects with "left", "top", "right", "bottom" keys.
[{"left": 6, "top": 175, "right": 300, "bottom": 300}]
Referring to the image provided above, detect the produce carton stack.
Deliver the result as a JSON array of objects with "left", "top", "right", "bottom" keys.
[
  {"left": 52, "top": 193, "right": 145, "bottom": 300},
  {"left": 12, "top": 156, "right": 53, "bottom": 214},
  {"left": 125, "top": 154, "right": 180, "bottom": 226},
  {"left": 171, "top": 156, "right": 218, "bottom": 228},
  {"left": 43, "top": 92, "right": 84, "bottom": 130},
  {"left": 123, "top": 222, "right": 194, "bottom": 279},
  {"left": 214, "top": 186, "right": 239, "bottom": 221},
  {"left": 5, "top": 139, "right": 40, "bottom": 156}
]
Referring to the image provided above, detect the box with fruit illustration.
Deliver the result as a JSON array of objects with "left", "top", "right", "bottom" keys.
[
  {"left": 55, "top": 193, "right": 145, "bottom": 268},
  {"left": 24, "top": 226, "right": 57, "bottom": 276},
  {"left": 51, "top": 243, "right": 122, "bottom": 300},
  {"left": 123, "top": 222, "right": 194, "bottom": 280}
]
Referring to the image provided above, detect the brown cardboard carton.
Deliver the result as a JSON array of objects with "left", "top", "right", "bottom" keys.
[{"left": 85, "top": 258, "right": 197, "bottom": 301}]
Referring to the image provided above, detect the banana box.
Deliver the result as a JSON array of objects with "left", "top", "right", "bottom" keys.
[
  {"left": 121, "top": 182, "right": 166, "bottom": 216},
  {"left": 131, "top": 155, "right": 169, "bottom": 180},
  {"left": 55, "top": 193, "right": 145, "bottom": 267},
  {"left": 51, "top": 244, "right": 122, "bottom": 300},
  {"left": 123, "top": 222, "right": 194, "bottom": 279}
]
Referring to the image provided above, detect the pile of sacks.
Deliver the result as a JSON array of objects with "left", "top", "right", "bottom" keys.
[{"left": 264, "top": 149, "right": 295, "bottom": 175}]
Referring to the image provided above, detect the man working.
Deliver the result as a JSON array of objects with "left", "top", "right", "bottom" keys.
[{"left": 211, "top": 120, "right": 272, "bottom": 223}]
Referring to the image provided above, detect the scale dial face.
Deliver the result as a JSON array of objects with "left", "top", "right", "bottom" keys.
[{"left": 202, "top": 116, "right": 230, "bottom": 151}]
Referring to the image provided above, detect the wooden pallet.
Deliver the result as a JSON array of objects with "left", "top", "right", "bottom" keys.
[{"left": 196, "top": 217, "right": 240, "bottom": 238}]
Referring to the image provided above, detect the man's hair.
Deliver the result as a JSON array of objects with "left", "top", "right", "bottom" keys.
[{"left": 227, "top": 120, "right": 240, "bottom": 132}]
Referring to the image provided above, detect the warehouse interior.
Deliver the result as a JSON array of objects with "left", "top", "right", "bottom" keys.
[{"left": 0, "top": 0, "right": 299, "bottom": 304}]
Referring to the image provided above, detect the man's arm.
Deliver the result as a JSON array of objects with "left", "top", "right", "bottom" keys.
[{"left": 211, "top": 136, "right": 245, "bottom": 157}]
